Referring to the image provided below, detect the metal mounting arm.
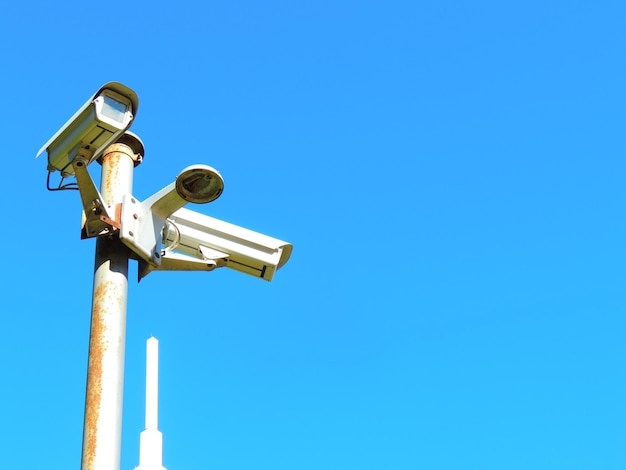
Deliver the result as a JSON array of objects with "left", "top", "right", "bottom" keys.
[
  {"left": 72, "top": 156, "right": 120, "bottom": 239},
  {"left": 138, "top": 250, "right": 220, "bottom": 281}
]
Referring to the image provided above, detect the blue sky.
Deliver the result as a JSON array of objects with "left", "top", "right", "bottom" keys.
[{"left": 2, "top": 1, "right": 626, "bottom": 469}]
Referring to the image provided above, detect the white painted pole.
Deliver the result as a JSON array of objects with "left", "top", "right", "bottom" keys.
[
  {"left": 145, "top": 337, "right": 159, "bottom": 430},
  {"left": 135, "top": 337, "right": 167, "bottom": 470}
]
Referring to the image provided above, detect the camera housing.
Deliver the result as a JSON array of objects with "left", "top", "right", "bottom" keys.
[
  {"left": 159, "top": 207, "right": 292, "bottom": 282},
  {"left": 37, "top": 82, "right": 138, "bottom": 177}
]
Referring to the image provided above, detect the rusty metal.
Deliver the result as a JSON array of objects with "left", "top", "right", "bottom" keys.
[
  {"left": 81, "top": 141, "right": 137, "bottom": 470},
  {"left": 99, "top": 214, "right": 121, "bottom": 230},
  {"left": 97, "top": 132, "right": 144, "bottom": 167}
]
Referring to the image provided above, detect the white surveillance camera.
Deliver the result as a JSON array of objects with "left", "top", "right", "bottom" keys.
[
  {"left": 120, "top": 165, "right": 224, "bottom": 266},
  {"left": 159, "top": 207, "right": 292, "bottom": 282},
  {"left": 36, "top": 82, "right": 138, "bottom": 177},
  {"left": 119, "top": 164, "right": 291, "bottom": 282}
]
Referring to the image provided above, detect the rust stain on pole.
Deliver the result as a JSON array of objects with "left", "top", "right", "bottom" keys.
[
  {"left": 102, "top": 151, "right": 122, "bottom": 197},
  {"left": 83, "top": 275, "right": 127, "bottom": 469},
  {"left": 83, "top": 281, "right": 110, "bottom": 467},
  {"left": 101, "top": 143, "right": 137, "bottom": 198}
]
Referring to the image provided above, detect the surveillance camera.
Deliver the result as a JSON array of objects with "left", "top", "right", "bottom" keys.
[
  {"left": 119, "top": 164, "right": 291, "bottom": 282},
  {"left": 119, "top": 165, "right": 224, "bottom": 266},
  {"left": 36, "top": 82, "right": 138, "bottom": 177},
  {"left": 159, "top": 207, "right": 292, "bottom": 282}
]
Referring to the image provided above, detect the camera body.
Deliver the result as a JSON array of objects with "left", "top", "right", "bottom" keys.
[
  {"left": 162, "top": 207, "right": 292, "bottom": 282},
  {"left": 37, "top": 82, "right": 138, "bottom": 176}
]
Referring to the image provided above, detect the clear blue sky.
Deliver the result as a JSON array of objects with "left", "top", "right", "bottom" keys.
[{"left": 2, "top": 1, "right": 626, "bottom": 469}]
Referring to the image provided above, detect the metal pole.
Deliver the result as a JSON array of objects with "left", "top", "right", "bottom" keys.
[{"left": 81, "top": 142, "right": 138, "bottom": 470}]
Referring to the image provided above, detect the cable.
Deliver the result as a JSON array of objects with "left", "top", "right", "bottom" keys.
[
  {"left": 46, "top": 171, "right": 79, "bottom": 191},
  {"left": 163, "top": 220, "right": 181, "bottom": 252}
]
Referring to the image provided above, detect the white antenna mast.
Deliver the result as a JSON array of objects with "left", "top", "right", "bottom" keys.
[{"left": 135, "top": 337, "right": 167, "bottom": 470}]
